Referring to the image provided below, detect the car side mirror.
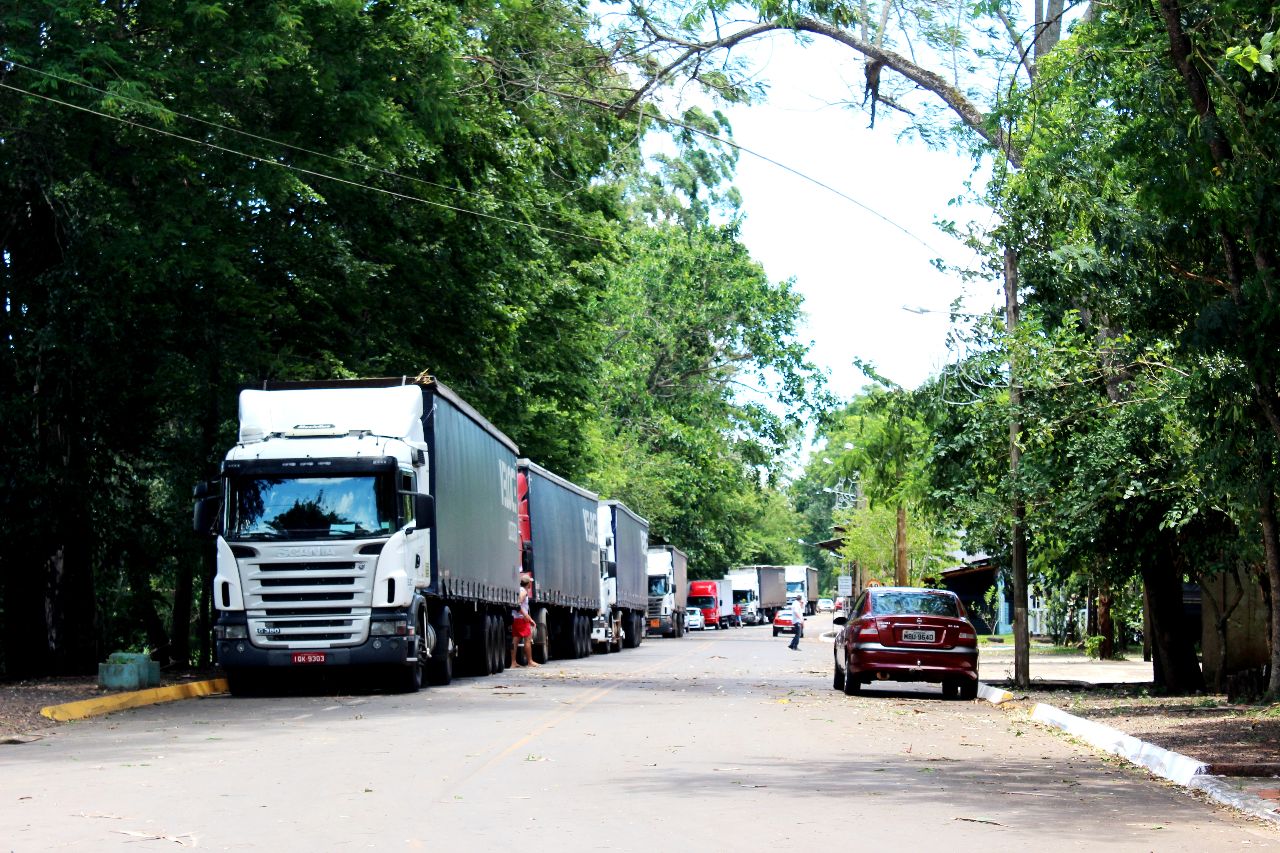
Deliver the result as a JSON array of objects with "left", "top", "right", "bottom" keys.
[{"left": 833, "top": 616, "right": 847, "bottom": 626}]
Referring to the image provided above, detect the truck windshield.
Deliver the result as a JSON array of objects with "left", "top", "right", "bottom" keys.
[
  {"left": 227, "top": 474, "right": 395, "bottom": 540},
  {"left": 732, "top": 591, "right": 752, "bottom": 604},
  {"left": 648, "top": 576, "right": 669, "bottom": 596},
  {"left": 786, "top": 581, "right": 804, "bottom": 595},
  {"left": 688, "top": 595, "right": 716, "bottom": 608}
]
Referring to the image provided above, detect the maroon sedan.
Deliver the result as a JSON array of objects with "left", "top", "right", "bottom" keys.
[{"left": 832, "top": 587, "right": 979, "bottom": 699}]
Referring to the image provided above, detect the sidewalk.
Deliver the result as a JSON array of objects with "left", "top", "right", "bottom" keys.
[
  {"left": 979, "top": 647, "right": 1153, "bottom": 684},
  {"left": 977, "top": 648, "right": 1280, "bottom": 828}
]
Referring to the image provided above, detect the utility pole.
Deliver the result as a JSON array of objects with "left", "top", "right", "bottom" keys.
[{"left": 1006, "top": 247, "right": 1030, "bottom": 689}]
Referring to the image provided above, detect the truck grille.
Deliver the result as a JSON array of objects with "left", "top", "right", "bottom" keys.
[
  {"left": 240, "top": 557, "right": 373, "bottom": 648},
  {"left": 647, "top": 598, "right": 664, "bottom": 617}
]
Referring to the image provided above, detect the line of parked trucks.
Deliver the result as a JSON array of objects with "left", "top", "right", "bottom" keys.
[{"left": 191, "top": 374, "right": 820, "bottom": 694}]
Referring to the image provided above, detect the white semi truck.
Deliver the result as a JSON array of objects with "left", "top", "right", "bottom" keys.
[
  {"left": 594, "top": 500, "right": 649, "bottom": 650},
  {"left": 517, "top": 460, "right": 601, "bottom": 662},
  {"left": 728, "top": 565, "right": 787, "bottom": 625},
  {"left": 194, "top": 376, "right": 522, "bottom": 695},
  {"left": 785, "top": 565, "right": 820, "bottom": 615},
  {"left": 646, "top": 545, "right": 688, "bottom": 637}
]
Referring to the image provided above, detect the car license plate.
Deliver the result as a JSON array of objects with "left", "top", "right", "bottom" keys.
[
  {"left": 650, "top": 618, "right": 660, "bottom": 628},
  {"left": 291, "top": 652, "right": 326, "bottom": 665},
  {"left": 901, "top": 629, "right": 935, "bottom": 643}
]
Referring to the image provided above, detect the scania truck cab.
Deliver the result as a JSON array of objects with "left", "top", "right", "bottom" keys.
[{"left": 195, "top": 377, "right": 520, "bottom": 695}]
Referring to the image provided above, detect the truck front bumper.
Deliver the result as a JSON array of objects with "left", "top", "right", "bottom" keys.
[
  {"left": 646, "top": 615, "right": 675, "bottom": 634},
  {"left": 217, "top": 636, "right": 417, "bottom": 669}
]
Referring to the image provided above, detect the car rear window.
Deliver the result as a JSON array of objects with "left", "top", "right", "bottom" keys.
[{"left": 870, "top": 592, "right": 959, "bottom": 617}]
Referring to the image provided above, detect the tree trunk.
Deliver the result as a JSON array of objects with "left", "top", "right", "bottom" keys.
[
  {"left": 1006, "top": 247, "right": 1030, "bottom": 689},
  {"left": 1098, "top": 582, "right": 1114, "bottom": 660},
  {"left": 1259, "top": 484, "right": 1280, "bottom": 699},
  {"left": 1141, "top": 536, "right": 1204, "bottom": 693},
  {"left": 895, "top": 504, "right": 908, "bottom": 585}
]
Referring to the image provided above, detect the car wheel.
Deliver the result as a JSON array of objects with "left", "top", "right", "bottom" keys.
[
  {"left": 941, "top": 679, "right": 958, "bottom": 700},
  {"left": 772, "top": 629, "right": 779, "bottom": 637},
  {"left": 832, "top": 655, "right": 845, "bottom": 691},
  {"left": 959, "top": 679, "right": 978, "bottom": 701},
  {"left": 841, "top": 655, "right": 861, "bottom": 696}
]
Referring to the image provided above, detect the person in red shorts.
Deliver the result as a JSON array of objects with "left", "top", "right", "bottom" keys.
[{"left": 510, "top": 575, "right": 539, "bottom": 668}]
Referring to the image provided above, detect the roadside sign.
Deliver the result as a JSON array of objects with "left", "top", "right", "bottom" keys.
[{"left": 837, "top": 575, "right": 852, "bottom": 596}]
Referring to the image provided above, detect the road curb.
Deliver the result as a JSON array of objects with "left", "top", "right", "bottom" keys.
[
  {"left": 1029, "top": 702, "right": 1280, "bottom": 826},
  {"left": 977, "top": 682, "right": 1014, "bottom": 704},
  {"left": 40, "top": 679, "right": 228, "bottom": 722}
]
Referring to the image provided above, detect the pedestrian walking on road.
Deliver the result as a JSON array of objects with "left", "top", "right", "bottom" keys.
[{"left": 787, "top": 596, "right": 805, "bottom": 650}]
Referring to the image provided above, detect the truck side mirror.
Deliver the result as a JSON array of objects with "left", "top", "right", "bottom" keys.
[
  {"left": 192, "top": 480, "right": 220, "bottom": 534},
  {"left": 412, "top": 493, "right": 435, "bottom": 532}
]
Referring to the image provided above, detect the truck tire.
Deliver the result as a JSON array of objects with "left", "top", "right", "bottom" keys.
[
  {"left": 532, "top": 608, "right": 550, "bottom": 664},
  {"left": 576, "top": 613, "right": 590, "bottom": 658},
  {"left": 427, "top": 609, "right": 454, "bottom": 686},
  {"left": 621, "top": 612, "right": 640, "bottom": 649},
  {"left": 392, "top": 609, "right": 428, "bottom": 693},
  {"left": 224, "top": 668, "right": 262, "bottom": 697},
  {"left": 486, "top": 613, "right": 502, "bottom": 674}
]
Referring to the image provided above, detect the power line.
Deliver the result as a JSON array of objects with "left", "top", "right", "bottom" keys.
[
  {"left": 5, "top": 59, "right": 943, "bottom": 257},
  {"left": 0, "top": 78, "right": 610, "bottom": 244}
]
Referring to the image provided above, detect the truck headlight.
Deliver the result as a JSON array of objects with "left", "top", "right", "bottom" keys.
[
  {"left": 370, "top": 619, "right": 408, "bottom": 637},
  {"left": 215, "top": 624, "right": 248, "bottom": 640}
]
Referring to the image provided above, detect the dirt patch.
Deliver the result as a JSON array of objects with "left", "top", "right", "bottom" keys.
[
  {"left": 1004, "top": 685, "right": 1280, "bottom": 769},
  {"left": 1, "top": 670, "right": 220, "bottom": 743}
]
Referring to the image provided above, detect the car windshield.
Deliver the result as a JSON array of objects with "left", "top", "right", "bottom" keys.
[
  {"left": 689, "top": 595, "right": 716, "bottom": 608},
  {"left": 649, "top": 576, "right": 669, "bottom": 596},
  {"left": 227, "top": 474, "right": 395, "bottom": 540},
  {"left": 870, "top": 592, "right": 959, "bottom": 617}
]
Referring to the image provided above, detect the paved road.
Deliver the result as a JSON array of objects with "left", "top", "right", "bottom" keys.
[{"left": 2, "top": 617, "right": 1275, "bottom": 850}]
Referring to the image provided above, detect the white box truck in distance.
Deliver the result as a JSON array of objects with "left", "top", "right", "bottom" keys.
[
  {"left": 729, "top": 566, "right": 787, "bottom": 625},
  {"left": 785, "top": 565, "right": 820, "bottom": 615},
  {"left": 646, "top": 546, "right": 687, "bottom": 637},
  {"left": 195, "top": 376, "right": 521, "bottom": 695}
]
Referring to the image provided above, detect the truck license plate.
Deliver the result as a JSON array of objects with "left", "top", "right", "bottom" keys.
[
  {"left": 649, "top": 618, "right": 660, "bottom": 628},
  {"left": 291, "top": 652, "right": 326, "bottom": 664},
  {"left": 901, "top": 630, "right": 935, "bottom": 643}
]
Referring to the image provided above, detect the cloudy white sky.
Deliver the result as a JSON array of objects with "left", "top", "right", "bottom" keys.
[{"left": 709, "top": 34, "right": 1003, "bottom": 400}]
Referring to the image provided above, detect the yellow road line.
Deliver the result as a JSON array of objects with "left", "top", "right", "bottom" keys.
[
  {"left": 40, "top": 679, "right": 229, "bottom": 722},
  {"left": 461, "top": 640, "right": 714, "bottom": 783}
]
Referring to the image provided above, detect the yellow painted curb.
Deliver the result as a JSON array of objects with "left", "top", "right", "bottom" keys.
[{"left": 40, "top": 679, "right": 229, "bottom": 722}]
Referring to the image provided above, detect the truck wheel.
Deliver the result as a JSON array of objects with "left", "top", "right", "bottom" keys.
[
  {"left": 486, "top": 613, "right": 502, "bottom": 674},
  {"left": 224, "top": 669, "right": 261, "bottom": 697},
  {"left": 427, "top": 609, "right": 453, "bottom": 686},
  {"left": 532, "top": 608, "right": 549, "bottom": 664},
  {"left": 392, "top": 610, "right": 428, "bottom": 693},
  {"left": 576, "top": 613, "right": 589, "bottom": 658}
]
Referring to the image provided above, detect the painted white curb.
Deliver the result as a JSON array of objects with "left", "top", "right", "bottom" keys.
[
  {"left": 977, "top": 683, "right": 1013, "bottom": 705},
  {"left": 1031, "top": 702, "right": 1208, "bottom": 786},
  {"left": 1188, "top": 775, "right": 1280, "bottom": 826}
]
